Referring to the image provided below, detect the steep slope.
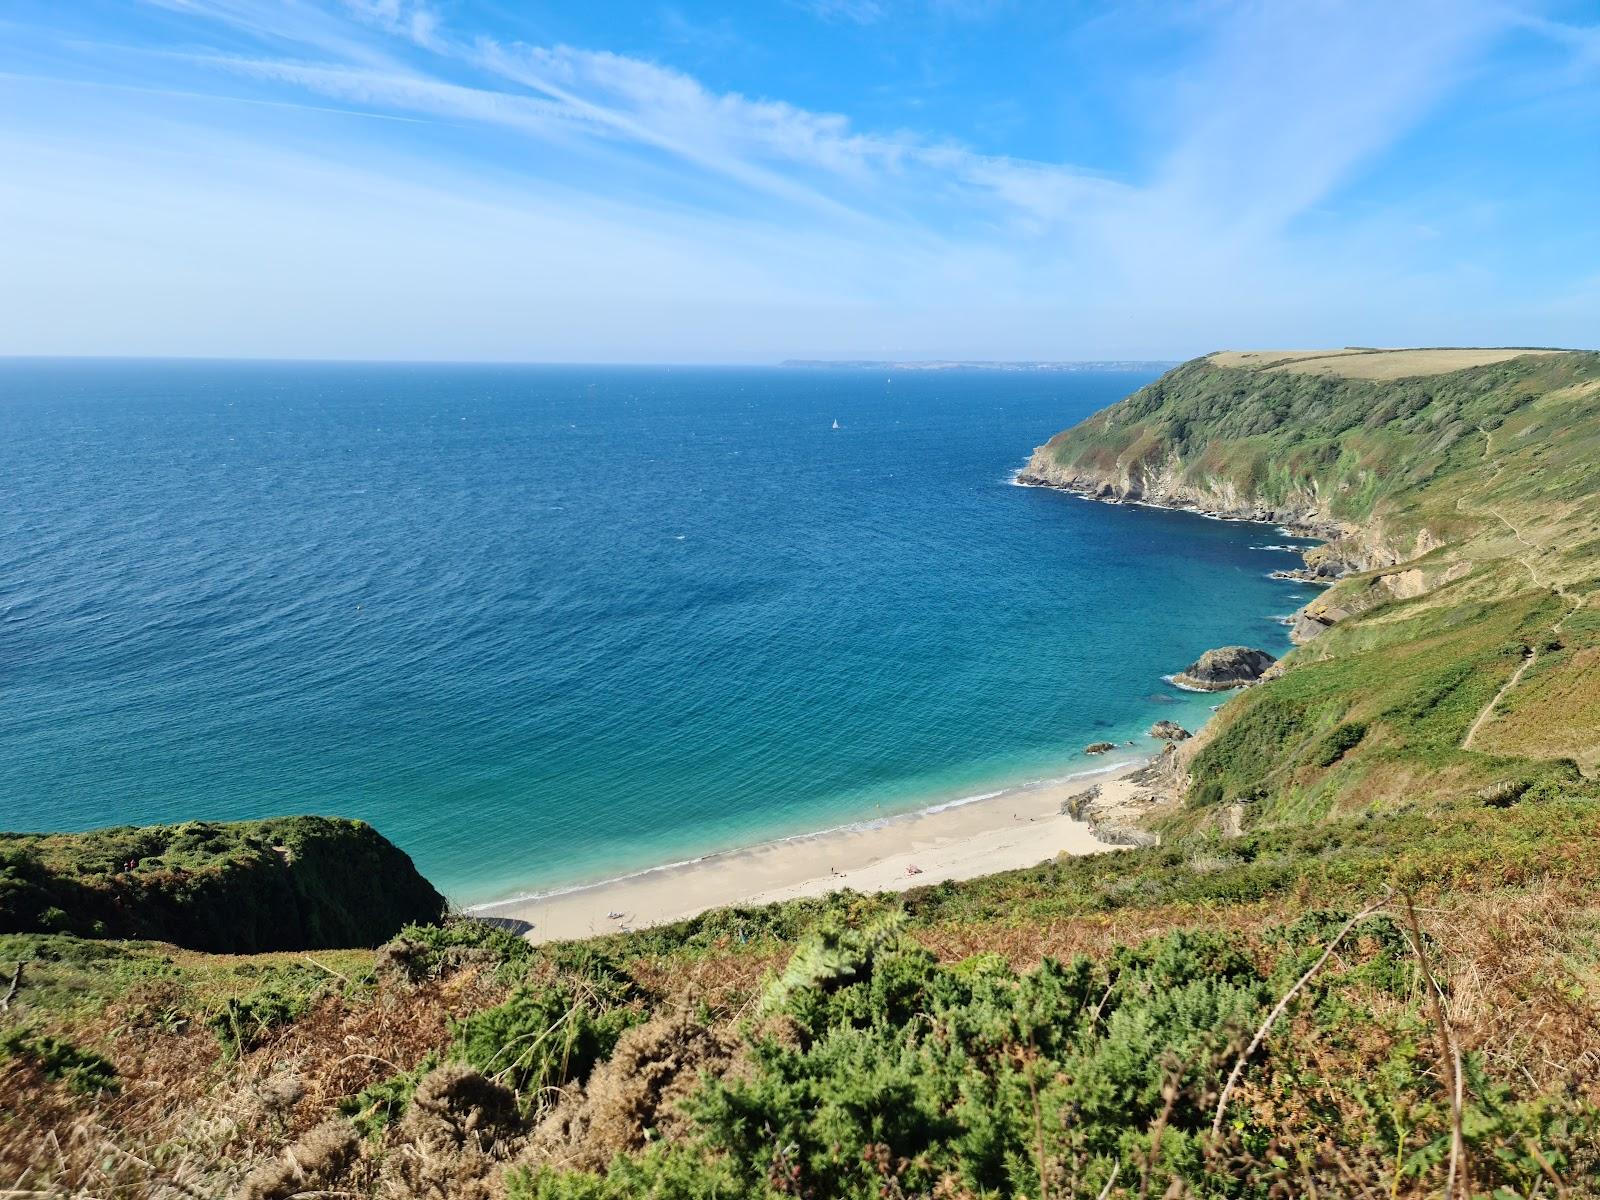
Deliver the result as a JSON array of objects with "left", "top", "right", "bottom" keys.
[
  {"left": 1020, "top": 348, "right": 1600, "bottom": 816},
  {"left": 0, "top": 816, "right": 447, "bottom": 952},
  {"left": 6, "top": 351, "right": 1600, "bottom": 1199}
]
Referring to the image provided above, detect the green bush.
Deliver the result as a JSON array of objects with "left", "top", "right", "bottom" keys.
[
  {"left": 208, "top": 987, "right": 311, "bottom": 1058},
  {"left": 450, "top": 982, "right": 641, "bottom": 1107},
  {"left": 1313, "top": 721, "right": 1368, "bottom": 767},
  {"left": 0, "top": 1027, "right": 118, "bottom": 1094},
  {"left": 685, "top": 924, "right": 1273, "bottom": 1198},
  {"left": 338, "top": 1054, "right": 438, "bottom": 1137},
  {"left": 515, "top": 890, "right": 1600, "bottom": 1198}
]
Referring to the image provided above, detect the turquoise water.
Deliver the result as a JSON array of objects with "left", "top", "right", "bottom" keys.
[{"left": 0, "top": 361, "right": 1313, "bottom": 904}]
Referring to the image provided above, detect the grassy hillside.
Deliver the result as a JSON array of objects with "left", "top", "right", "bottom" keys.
[
  {"left": 5, "top": 351, "right": 1599, "bottom": 1198},
  {"left": 0, "top": 816, "right": 446, "bottom": 952},
  {"left": 1023, "top": 349, "right": 1599, "bottom": 555},
  {"left": 1024, "top": 349, "right": 1600, "bottom": 810},
  {"left": 4, "top": 792, "right": 1598, "bottom": 1197}
]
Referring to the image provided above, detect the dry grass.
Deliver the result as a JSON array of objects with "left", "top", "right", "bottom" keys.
[
  {"left": 523, "top": 1015, "right": 737, "bottom": 1173},
  {"left": 5, "top": 866, "right": 1599, "bottom": 1198},
  {"left": 1474, "top": 643, "right": 1600, "bottom": 773},
  {"left": 0, "top": 960, "right": 510, "bottom": 1196},
  {"left": 1207, "top": 347, "right": 1569, "bottom": 379}
]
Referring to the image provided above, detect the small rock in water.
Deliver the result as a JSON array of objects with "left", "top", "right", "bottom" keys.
[
  {"left": 1084, "top": 742, "right": 1116, "bottom": 755},
  {"left": 1170, "top": 646, "right": 1277, "bottom": 691},
  {"left": 1148, "top": 720, "right": 1192, "bottom": 741}
]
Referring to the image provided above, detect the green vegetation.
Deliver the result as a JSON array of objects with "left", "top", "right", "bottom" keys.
[
  {"left": 1033, "top": 350, "right": 1600, "bottom": 541},
  {"left": 6, "top": 788, "right": 1599, "bottom": 1196},
  {"left": 506, "top": 913, "right": 1596, "bottom": 1200},
  {"left": 0, "top": 1027, "right": 118, "bottom": 1094},
  {"left": 1031, "top": 350, "right": 1600, "bottom": 804},
  {"left": 4, "top": 351, "right": 1599, "bottom": 1197},
  {"left": 209, "top": 985, "right": 315, "bottom": 1058},
  {"left": 0, "top": 815, "right": 447, "bottom": 951}
]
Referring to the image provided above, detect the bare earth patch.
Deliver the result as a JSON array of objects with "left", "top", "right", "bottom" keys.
[{"left": 1208, "top": 347, "right": 1569, "bottom": 379}]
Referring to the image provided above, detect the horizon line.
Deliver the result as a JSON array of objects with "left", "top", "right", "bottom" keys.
[{"left": 0, "top": 353, "right": 1190, "bottom": 370}]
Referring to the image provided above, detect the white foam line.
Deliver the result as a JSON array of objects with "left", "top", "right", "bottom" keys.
[
  {"left": 1023, "top": 482, "right": 1335, "bottom": 539},
  {"left": 465, "top": 758, "right": 1145, "bottom": 914},
  {"left": 1163, "top": 672, "right": 1228, "bottom": 694}
]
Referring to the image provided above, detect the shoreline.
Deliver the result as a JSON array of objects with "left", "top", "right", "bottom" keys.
[
  {"left": 471, "top": 759, "right": 1149, "bottom": 944},
  {"left": 469, "top": 480, "right": 1314, "bottom": 945},
  {"left": 1012, "top": 470, "right": 1341, "bottom": 544}
]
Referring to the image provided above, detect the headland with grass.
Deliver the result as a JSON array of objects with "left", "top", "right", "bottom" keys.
[{"left": 4, "top": 347, "right": 1599, "bottom": 1199}]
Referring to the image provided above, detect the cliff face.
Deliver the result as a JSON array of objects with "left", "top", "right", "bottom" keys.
[
  {"left": 1019, "top": 443, "right": 1332, "bottom": 530},
  {"left": 0, "top": 816, "right": 447, "bottom": 952},
  {"left": 1023, "top": 348, "right": 1600, "bottom": 826},
  {"left": 1017, "top": 443, "right": 1401, "bottom": 575},
  {"left": 1019, "top": 350, "right": 1600, "bottom": 638}
]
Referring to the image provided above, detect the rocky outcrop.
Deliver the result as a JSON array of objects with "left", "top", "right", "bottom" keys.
[
  {"left": 1291, "top": 605, "right": 1347, "bottom": 644},
  {"left": 1016, "top": 441, "right": 1450, "bottom": 646},
  {"left": 1083, "top": 742, "right": 1116, "bottom": 755},
  {"left": 1148, "top": 720, "right": 1191, "bottom": 741},
  {"left": 1016, "top": 445, "right": 1349, "bottom": 540},
  {"left": 1290, "top": 559, "right": 1474, "bottom": 644},
  {"left": 1171, "top": 646, "right": 1276, "bottom": 691},
  {"left": 1062, "top": 747, "right": 1191, "bottom": 846},
  {"left": 0, "top": 816, "right": 447, "bottom": 952}
]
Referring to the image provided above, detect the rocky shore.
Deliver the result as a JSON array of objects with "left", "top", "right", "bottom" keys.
[
  {"left": 1060, "top": 747, "right": 1190, "bottom": 846},
  {"left": 1015, "top": 448, "right": 1424, "bottom": 646},
  {"left": 1013, "top": 450, "right": 1350, "bottom": 542}
]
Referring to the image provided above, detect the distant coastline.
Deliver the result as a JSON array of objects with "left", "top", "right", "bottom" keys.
[{"left": 779, "top": 358, "right": 1180, "bottom": 372}]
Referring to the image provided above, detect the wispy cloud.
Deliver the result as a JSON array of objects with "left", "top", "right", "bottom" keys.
[
  {"left": 2, "top": 0, "right": 1591, "bottom": 359},
  {"left": 791, "top": 0, "right": 887, "bottom": 26}
]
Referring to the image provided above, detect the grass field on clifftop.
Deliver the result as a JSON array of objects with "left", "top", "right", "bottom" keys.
[{"left": 1037, "top": 349, "right": 1600, "bottom": 803}]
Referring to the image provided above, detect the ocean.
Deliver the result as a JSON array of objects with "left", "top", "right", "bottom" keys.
[{"left": 0, "top": 360, "right": 1312, "bottom": 905}]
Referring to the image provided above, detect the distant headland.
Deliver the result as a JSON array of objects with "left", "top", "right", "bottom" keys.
[{"left": 778, "top": 358, "right": 1179, "bottom": 372}]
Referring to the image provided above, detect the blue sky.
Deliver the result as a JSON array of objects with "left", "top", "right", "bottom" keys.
[{"left": 0, "top": 1, "right": 1596, "bottom": 362}]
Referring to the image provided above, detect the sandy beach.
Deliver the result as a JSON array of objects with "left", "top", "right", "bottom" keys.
[{"left": 472, "top": 760, "right": 1146, "bottom": 944}]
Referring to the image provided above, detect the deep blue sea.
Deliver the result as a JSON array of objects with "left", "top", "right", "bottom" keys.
[{"left": 0, "top": 361, "right": 1313, "bottom": 905}]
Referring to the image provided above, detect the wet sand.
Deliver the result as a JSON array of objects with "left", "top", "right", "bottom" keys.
[{"left": 472, "top": 761, "right": 1145, "bottom": 943}]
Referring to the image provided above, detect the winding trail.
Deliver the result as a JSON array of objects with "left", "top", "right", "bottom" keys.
[
  {"left": 1456, "top": 427, "right": 1586, "bottom": 751},
  {"left": 1462, "top": 647, "right": 1535, "bottom": 751}
]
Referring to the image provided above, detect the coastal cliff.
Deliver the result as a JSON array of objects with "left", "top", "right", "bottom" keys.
[
  {"left": 6, "top": 349, "right": 1600, "bottom": 1199},
  {"left": 1020, "top": 348, "right": 1599, "bottom": 632},
  {"left": 1026, "top": 346, "right": 1600, "bottom": 828},
  {"left": 0, "top": 815, "right": 446, "bottom": 952}
]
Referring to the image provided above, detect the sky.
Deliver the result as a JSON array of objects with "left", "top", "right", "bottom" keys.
[{"left": 0, "top": 1, "right": 1596, "bottom": 363}]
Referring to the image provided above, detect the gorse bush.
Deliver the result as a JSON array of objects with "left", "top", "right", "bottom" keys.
[
  {"left": 1312, "top": 720, "right": 1367, "bottom": 767},
  {"left": 339, "top": 1055, "right": 440, "bottom": 1138},
  {"left": 208, "top": 986, "right": 312, "bottom": 1058},
  {"left": 451, "top": 982, "right": 641, "bottom": 1108},
  {"left": 692, "top": 924, "right": 1276, "bottom": 1198},
  {"left": 0, "top": 1027, "right": 118, "bottom": 1094},
  {"left": 499, "top": 903, "right": 1600, "bottom": 1199}
]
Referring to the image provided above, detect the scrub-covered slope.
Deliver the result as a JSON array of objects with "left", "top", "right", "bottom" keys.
[
  {"left": 1021, "top": 348, "right": 1600, "bottom": 817},
  {"left": 0, "top": 816, "right": 447, "bottom": 952}
]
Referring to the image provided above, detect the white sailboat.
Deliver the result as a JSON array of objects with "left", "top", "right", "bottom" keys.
[{"left": 832, "top": 418, "right": 840, "bottom": 430}]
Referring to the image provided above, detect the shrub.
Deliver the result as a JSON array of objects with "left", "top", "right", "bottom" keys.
[
  {"left": 449, "top": 982, "right": 641, "bottom": 1108},
  {"left": 338, "top": 1055, "right": 438, "bottom": 1138},
  {"left": 1313, "top": 721, "right": 1368, "bottom": 767},
  {"left": 0, "top": 1027, "right": 118, "bottom": 1093},
  {"left": 208, "top": 987, "right": 311, "bottom": 1058}
]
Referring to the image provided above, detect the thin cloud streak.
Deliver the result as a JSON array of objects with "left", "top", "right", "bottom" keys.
[{"left": 2, "top": 0, "right": 1592, "bottom": 359}]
